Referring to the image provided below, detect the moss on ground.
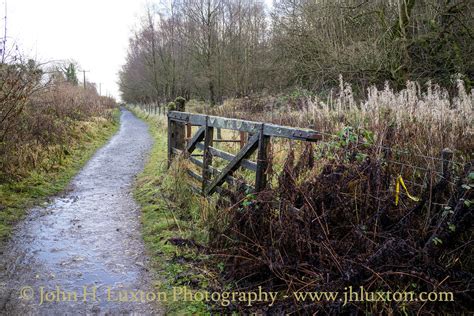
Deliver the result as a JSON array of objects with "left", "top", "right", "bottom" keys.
[{"left": 130, "top": 107, "right": 213, "bottom": 314}]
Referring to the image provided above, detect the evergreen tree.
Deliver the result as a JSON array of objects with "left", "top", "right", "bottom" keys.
[{"left": 65, "top": 63, "right": 78, "bottom": 86}]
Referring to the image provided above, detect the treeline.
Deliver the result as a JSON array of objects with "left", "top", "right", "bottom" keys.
[{"left": 119, "top": 0, "right": 473, "bottom": 104}]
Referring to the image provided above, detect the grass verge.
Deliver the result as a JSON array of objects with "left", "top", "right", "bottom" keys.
[
  {"left": 0, "top": 108, "right": 121, "bottom": 245},
  {"left": 130, "top": 106, "right": 215, "bottom": 314}
]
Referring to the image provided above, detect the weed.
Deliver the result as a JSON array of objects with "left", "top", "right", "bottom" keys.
[{"left": 130, "top": 106, "right": 216, "bottom": 314}]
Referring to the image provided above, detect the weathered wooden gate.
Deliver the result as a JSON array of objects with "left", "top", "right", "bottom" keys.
[{"left": 167, "top": 111, "right": 321, "bottom": 196}]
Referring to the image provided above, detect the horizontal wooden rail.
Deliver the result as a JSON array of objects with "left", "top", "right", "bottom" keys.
[
  {"left": 195, "top": 143, "right": 257, "bottom": 172},
  {"left": 189, "top": 156, "right": 253, "bottom": 191},
  {"left": 187, "top": 169, "right": 203, "bottom": 182},
  {"left": 168, "top": 110, "right": 322, "bottom": 197},
  {"left": 189, "top": 156, "right": 204, "bottom": 167},
  {"left": 168, "top": 111, "right": 321, "bottom": 141},
  {"left": 212, "top": 139, "right": 242, "bottom": 143},
  {"left": 205, "top": 133, "right": 259, "bottom": 195}
]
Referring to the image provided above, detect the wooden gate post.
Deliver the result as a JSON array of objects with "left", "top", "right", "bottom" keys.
[
  {"left": 174, "top": 98, "right": 186, "bottom": 151},
  {"left": 167, "top": 113, "right": 186, "bottom": 168},
  {"left": 174, "top": 123, "right": 186, "bottom": 151},
  {"left": 202, "top": 116, "right": 214, "bottom": 193},
  {"left": 255, "top": 124, "right": 270, "bottom": 192},
  {"left": 167, "top": 115, "right": 175, "bottom": 168}
]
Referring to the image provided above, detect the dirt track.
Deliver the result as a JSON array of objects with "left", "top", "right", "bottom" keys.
[{"left": 0, "top": 109, "right": 162, "bottom": 315}]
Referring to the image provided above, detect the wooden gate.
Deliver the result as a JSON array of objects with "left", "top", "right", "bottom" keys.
[{"left": 167, "top": 111, "right": 321, "bottom": 196}]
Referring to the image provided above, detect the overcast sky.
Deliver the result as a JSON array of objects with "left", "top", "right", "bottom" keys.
[
  {"left": 4, "top": 0, "right": 146, "bottom": 100},
  {"left": 4, "top": 0, "right": 271, "bottom": 101}
]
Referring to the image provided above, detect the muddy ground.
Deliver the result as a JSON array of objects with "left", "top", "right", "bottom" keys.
[{"left": 0, "top": 109, "right": 163, "bottom": 315}]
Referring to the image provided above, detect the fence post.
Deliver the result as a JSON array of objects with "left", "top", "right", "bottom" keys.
[
  {"left": 441, "top": 148, "right": 453, "bottom": 180},
  {"left": 255, "top": 124, "right": 270, "bottom": 192},
  {"left": 202, "top": 116, "right": 214, "bottom": 193},
  {"left": 167, "top": 114, "right": 174, "bottom": 168}
]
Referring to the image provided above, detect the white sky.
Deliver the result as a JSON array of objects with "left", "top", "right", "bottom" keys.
[
  {"left": 5, "top": 0, "right": 147, "bottom": 100},
  {"left": 4, "top": 0, "right": 272, "bottom": 101}
]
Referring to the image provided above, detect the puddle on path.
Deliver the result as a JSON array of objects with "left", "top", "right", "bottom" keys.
[{"left": 0, "top": 109, "right": 162, "bottom": 315}]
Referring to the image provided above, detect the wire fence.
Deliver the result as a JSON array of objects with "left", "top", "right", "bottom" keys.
[
  {"left": 138, "top": 102, "right": 470, "bottom": 207},
  {"left": 134, "top": 102, "right": 168, "bottom": 116}
]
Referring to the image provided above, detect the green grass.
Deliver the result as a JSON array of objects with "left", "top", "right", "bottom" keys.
[
  {"left": 130, "top": 107, "right": 213, "bottom": 314},
  {"left": 0, "top": 108, "right": 120, "bottom": 245}
]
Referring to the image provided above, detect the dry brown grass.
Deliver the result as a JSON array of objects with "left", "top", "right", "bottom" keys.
[
  {"left": 0, "top": 82, "right": 115, "bottom": 182},
  {"left": 181, "top": 79, "right": 473, "bottom": 314},
  {"left": 203, "top": 78, "right": 472, "bottom": 165}
]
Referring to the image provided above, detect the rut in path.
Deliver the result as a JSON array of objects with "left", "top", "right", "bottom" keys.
[{"left": 0, "top": 109, "right": 162, "bottom": 315}]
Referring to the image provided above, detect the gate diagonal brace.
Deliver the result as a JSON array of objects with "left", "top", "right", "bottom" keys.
[
  {"left": 186, "top": 126, "right": 206, "bottom": 153},
  {"left": 205, "top": 133, "right": 260, "bottom": 195}
]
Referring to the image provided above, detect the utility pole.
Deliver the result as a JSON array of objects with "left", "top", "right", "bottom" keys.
[
  {"left": 82, "top": 70, "right": 90, "bottom": 90},
  {"left": 99, "top": 83, "right": 102, "bottom": 96},
  {"left": 2, "top": 0, "right": 7, "bottom": 62}
]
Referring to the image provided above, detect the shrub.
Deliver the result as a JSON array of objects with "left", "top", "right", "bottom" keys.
[{"left": 0, "top": 57, "right": 116, "bottom": 182}]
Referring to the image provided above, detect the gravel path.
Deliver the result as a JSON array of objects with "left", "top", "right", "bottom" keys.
[{"left": 0, "top": 109, "right": 162, "bottom": 315}]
